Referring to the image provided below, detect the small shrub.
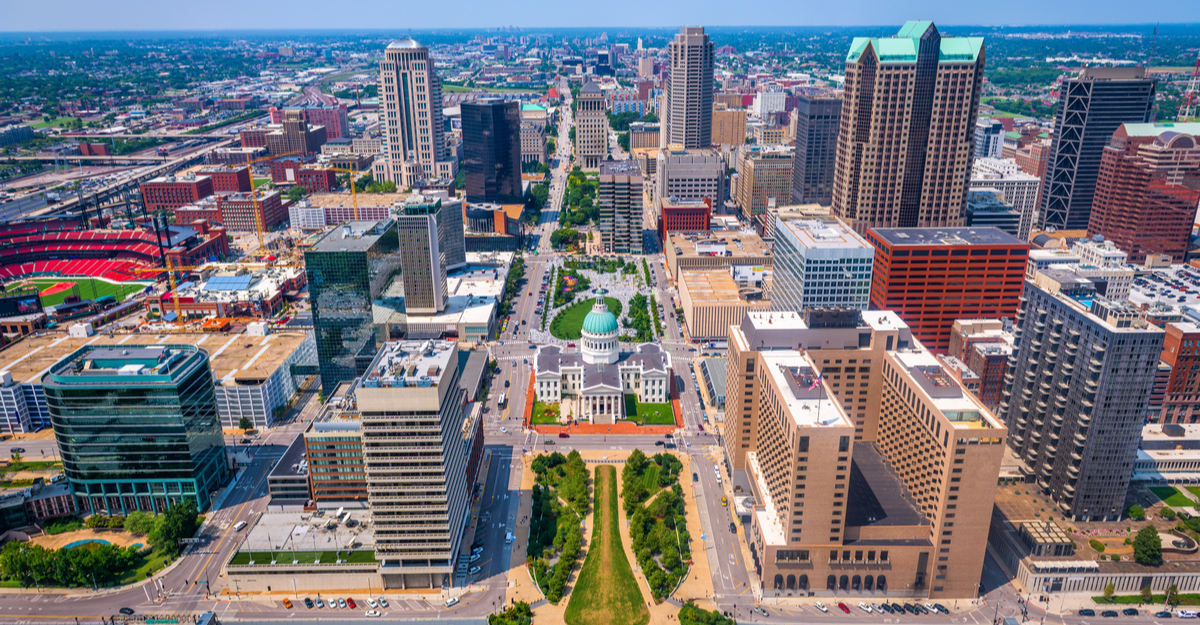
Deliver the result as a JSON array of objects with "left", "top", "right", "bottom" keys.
[{"left": 1090, "top": 539, "right": 1106, "bottom": 553}]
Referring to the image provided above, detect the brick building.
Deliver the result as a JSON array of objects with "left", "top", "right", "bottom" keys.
[
  {"left": 270, "top": 105, "right": 350, "bottom": 139},
  {"left": 658, "top": 196, "right": 711, "bottom": 240},
  {"left": 196, "top": 165, "right": 252, "bottom": 192},
  {"left": 865, "top": 227, "right": 1029, "bottom": 353},
  {"left": 140, "top": 173, "right": 214, "bottom": 214},
  {"left": 239, "top": 127, "right": 269, "bottom": 149},
  {"left": 1088, "top": 122, "right": 1200, "bottom": 264},
  {"left": 1161, "top": 322, "right": 1200, "bottom": 424}
]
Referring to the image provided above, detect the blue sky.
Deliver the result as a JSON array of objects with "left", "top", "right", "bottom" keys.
[{"left": 1, "top": 0, "right": 1197, "bottom": 31}]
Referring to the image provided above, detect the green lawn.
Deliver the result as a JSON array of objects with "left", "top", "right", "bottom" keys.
[
  {"left": 228, "top": 549, "right": 376, "bottom": 566},
  {"left": 624, "top": 395, "right": 674, "bottom": 425},
  {"left": 253, "top": 176, "right": 271, "bottom": 188},
  {"left": 21, "top": 277, "right": 151, "bottom": 307},
  {"left": 1188, "top": 486, "right": 1200, "bottom": 499},
  {"left": 29, "top": 116, "right": 80, "bottom": 129},
  {"left": 120, "top": 547, "right": 172, "bottom": 585},
  {"left": 532, "top": 399, "right": 561, "bottom": 425},
  {"left": 1150, "top": 486, "right": 1194, "bottom": 507},
  {"left": 550, "top": 297, "right": 623, "bottom": 340},
  {"left": 565, "top": 465, "right": 647, "bottom": 625}
]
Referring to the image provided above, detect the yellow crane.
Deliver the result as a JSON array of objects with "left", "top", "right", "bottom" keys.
[
  {"left": 241, "top": 150, "right": 303, "bottom": 250},
  {"left": 323, "top": 166, "right": 363, "bottom": 220},
  {"left": 133, "top": 256, "right": 200, "bottom": 326}
]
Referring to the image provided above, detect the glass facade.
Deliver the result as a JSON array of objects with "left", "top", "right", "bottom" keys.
[
  {"left": 43, "top": 345, "right": 229, "bottom": 514},
  {"left": 305, "top": 220, "right": 402, "bottom": 393}
]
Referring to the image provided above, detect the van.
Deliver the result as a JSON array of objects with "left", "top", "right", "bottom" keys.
[{"left": 233, "top": 521, "right": 247, "bottom": 531}]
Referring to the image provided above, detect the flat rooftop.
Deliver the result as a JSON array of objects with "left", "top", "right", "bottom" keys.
[
  {"left": 845, "top": 442, "right": 928, "bottom": 529},
  {"left": 240, "top": 509, "right": 374, "bottom": 553},
  {"left": 667, "top": 229, "right": 771, "bottom": 259},
  {"left": 871, "top": 227, "right": 1025, "bottom": 247},
  {"left": 0, "top": 329, "right": 311, "bottom": 386},
  {"left": 778, "top": 217, "right": 872, "bottom": 251},
  {"left": 890, "top": 349, "right": 1002, "bottom": 429},
  {"left": 308, "top": 219, "right": 394, "bottom": 253},
  {"left": 1130, "top": 264, "right": 1200, "bottom": 311},
  {"left": 679, "top": 269, "right": 763, "bottom": 304},
  {"left": 760, "top": 351, "right": 850, "bottom": 428},
  {"left": 361, "top": 340, "right": 456, "bottom": 388}
]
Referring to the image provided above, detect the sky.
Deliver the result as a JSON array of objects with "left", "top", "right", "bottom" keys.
[{"left": 1, "top": 0, "right": 1197, "bottom": 31}]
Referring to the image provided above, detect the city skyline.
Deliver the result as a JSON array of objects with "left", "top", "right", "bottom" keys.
[{"left": 1, "top": 0, "right": 1198, "bottom": 32}]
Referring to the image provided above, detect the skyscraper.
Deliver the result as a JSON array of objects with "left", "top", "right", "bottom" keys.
[
  {"left": 379, "top": 38, "right": 456, "bottom": 186},
  {"left": 462, "top": 98, "right": 523, "bottom": 203},
  {"left": 662, "top": 26, "right": 714, "bottom": 149},
  {"left": 735, "top": 145, "right": 794, "bottom": 229},
  {"left": 598, "top": 160, "right": 644, "bottom": 254},
  {"left": 1038, "top": 67, "right": 1155, "bottom": 231},
  {"left": 44, "top": 344, "right": 229, "bottom": 514},
  {"left": 999, "top": 269, "right": 1164, "bottom": 521},
  {"left": 974, "top": 118, "right": 1004, "bottom": 159},
  {"left": 575, "top": 81, "right": 608, "bottom": 170},
  {"left": 790, "top": 93, "right": 843, "bottom": 204},
  {"left": 832, "top": 22, "right": 985, "bottom": 234},
  {"left": 305, "top": 220, "right": 402, "bottom": 393},
  {"left": 394, "top": 197, "right": 467, "bottom": 315},
  {"left": 356, "top": 340, "right": 481, "bottom": 589},
  {"left": 1088, "top": 122, "right": 1200, "bottom": 263}
]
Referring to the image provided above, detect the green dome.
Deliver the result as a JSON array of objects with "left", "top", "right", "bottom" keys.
[{"left": 581, "top": 297, "right": 618, "bottom": 335}]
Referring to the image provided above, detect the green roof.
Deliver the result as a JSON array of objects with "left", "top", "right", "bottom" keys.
[
  {"left": 1004, "top": 131, "right": 1021, "bottom": 140},
  {"left": 1122, "top": 122, "right": 1200, "bottom": 137},
  {"left": 581, "top": 297, "right": 619, "bottom": 335},
  {"left": 521, "top": 103, "right": 546, "bottom": 112},
  {"left": 847, "top": 22, "right": 982, "bottom": 65}
]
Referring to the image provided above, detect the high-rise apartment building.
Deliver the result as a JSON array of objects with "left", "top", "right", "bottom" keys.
[
  {"left": 712, "top": 106, "right": 748, "bottom": 147},
  {"left": 947, "top": 319, "right": 1013, "bottom": 412},
  {"left": 44, "top": 345, "right": 229, "bottom": 514},
  {"left": 1038, "top": 67, "right": 1155, "bottom": 231},
  {"left": 598, "top": 160, "right": 644, "bottom": 254},
  {"left": 999, "top": 269, "right": 1164, "bottom": 521},
  {"left": 462, "top": 99, "right": 523, "bottom": 203},
  {"left": 305, "top": 220, "right": 403, "bottom": 393},
  {"left": 832, "top": 22, "right": 985, "bottom": 234},
  {"left": 770, "top": 216, "right": 873, "bottom": 312},
  {"left": 380, "top": 39, "right": 456, "bottom": 186},
  {"left": 970, "top": 158, "right": 1041, "bottom": 240},
  {"left": 790, "top": 94, "right": 842, "bottom": 205},
  {"left": 637, "top": 56, "right": 655, "bottom": 80},
  {"left": 356, "top": 340, "right": 482, "bottom": 589},
  {"left": 662, "top": 26, "right": 714, "bottom": 149},
  {"left": 974, "top": 118, "right": 1004, "bottom": 159},
  {"left": 655, "top": 146, "right": 726, "bottom": 204},
  {"left": 865, "top": 227, "right": 1028, "bottom": 353},
  {"left": 964, "top": 189, "right": 1021, "bottom": 237},
  {"left": 1088, "top": 122, "right": 1200, "bottom": 264},
  {"left": 575, "top": 81, "right": 608, "bottom": 169},
  {"left": 735, "top": 145, "right": 794, "bottom": 228},
  {"left": 724, "top": 309, "right": 1006, "bottom": 598}
]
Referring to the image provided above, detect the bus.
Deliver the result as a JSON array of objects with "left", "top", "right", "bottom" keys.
[{"left": 498, "top": 393, "right": 507, "bottom": 408}]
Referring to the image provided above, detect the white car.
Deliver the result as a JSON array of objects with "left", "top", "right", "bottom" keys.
[
  {"left": 366, "top": 598, "right": 377, "bottom": 609},
  {"left": 469, "top": 565, "right": 482, "bottom": 575},
  {"left": 1180, "top": 611, "right": 1198, "bottom": 619},
  {"left": 858, "top": 602, "right": 872, "bottom": 613},
  {"left": 445, "top": 597, "right": 459, "bottom": 608},
  {"left": 500, "top": 427, "right": 507, "bottom": 433},
  {"left": 924, "top": 602, "right": 938, "bottom": 612},
  {"left": 815, "top": 602, "right": 828, "bottom": 613},
  {"left": 377, "top": 597, "right": 389, "bottom": 608},
  {"left": 365, "top": 610, "right": 380, "bottom": 617},
  {"left": 469, "top": 552, "right": 481, "bottom": 563}
]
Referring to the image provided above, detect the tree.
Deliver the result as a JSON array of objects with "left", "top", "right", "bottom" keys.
[
  {"left": 1133, "top": 525, "right": 1163, "bottom": 566},
  {"left": 149, "top": 501, "right": 200, "bottom": 558},
  {"left": 124, "top": 511, "right": 156, "bottom": 536},
  {"left": 285, "top": 186, "right": 307, "bottom": 202},
  {"left": 1128, "top": 505, "right": 1146, "bottom": 520},
  {"left": 488, "top": 601, "right": 532, "bottom": 625},
  {"left": 1142, "top": 584, "right": 1154, "bottom": 603},
  {"left": 238, "top": 416, "right": 254, "bottom": 431},
  {"left": 1103, "top": 582, "right": 1115, "bottom": 602},
  {"left": 1168, "top": 583, "right": 1180, "bottom": 606}
]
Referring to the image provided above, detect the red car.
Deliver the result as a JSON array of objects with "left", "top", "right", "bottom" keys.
[
  {"left": 838, "top": 602, "right": 850, "bottom": 614},
  {"left": 347, "top": 598, "right": 356, "bottom": 609}
]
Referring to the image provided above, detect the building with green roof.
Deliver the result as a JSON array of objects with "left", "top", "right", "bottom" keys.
[{"left": 833, "top": 21, "right": 986, "bottom": 235}]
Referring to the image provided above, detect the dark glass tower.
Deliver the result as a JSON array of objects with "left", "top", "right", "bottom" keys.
[
  {"left": 462, "top": 98, "right": 523, "bottom": 204},
  {"left": 43, "top": 344, "right": 229, "bottom": 514},
  {"left": 304, "top": 220, "right": 402, "bottom": 393},
  {"left": 1038, "top": 67, "right": 1155, "bottom": 231},
  {"left": 790, "top": 94, "right": 842, "bottom": 205}
]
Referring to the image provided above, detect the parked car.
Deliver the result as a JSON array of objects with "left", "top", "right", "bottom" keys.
[
  {"left": 857, "top": 602, "right": 872, "bottom": 613},
  {"left": 468, "top": 566, "right": 482, "bottom": 575},
  {"left": 1123, "top": 609, "right": 1139, "bottom": 616},
  {"left": 1155, "top": 611, "right": 1173, "bottom": 618},
  {"left": 837, "top": 602, "right": 851, "bottom": 614},
  {"left": 304, "top": 598, "right": 314, "bottom": 609},
  {"left": 890, "top": 603, "right": 904, "bottom": 614},
  {"left": 469, "top": 552, "right": 481, "bottom": 563},
  {"left": 756, "top": 607, "right": 769, "bottom": 617},
  {"left": 378, "top": 598, "right": 389, "bottom": 608},
  {"left": 875, "top": 603, "right": 889, "bottom": 614},
  {"left": 1101, "top": 611, "right": 1119, "bottom": 618},
  {"left": 934, "top": 603, "right": 949, "bottom": 614},
  {"left": 815, "top": 602, "right": 828, "bottom": 613},
  {"left": 365, "top": 610, "right": 381, "bottom": 617},
  {"left": 337, "top": 599, "right": 347, "bottom": 609},
  {"left": 445, "top": 597, "right": 459, "bottom": 608},
  {"left": 282, "top": 598, "right": 293, "bottom": 609},
  {"left": 315, "top": 598, "right": 325, "bottom": 609},
  {"left": 346, "top": 598, "right": 356, "bottom": 609},
  {"left": 1078, "top": 609, "right": 1096, "bottom": 617}
]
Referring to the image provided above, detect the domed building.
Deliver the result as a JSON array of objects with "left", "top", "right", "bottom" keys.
[{"left": 534, "top": 291, "right": 672, "bottom": 424}]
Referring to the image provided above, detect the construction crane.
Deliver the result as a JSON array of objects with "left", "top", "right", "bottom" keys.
[
  {"left": 241, "top": 150, "right": 303, "bottom": 250},
  {"left": 323, "top": 166, "right": 364, "bottom": 220},
  {"left": 1182, "top": 51, "right": 1200, "bottom": 121},
  {"left": 132, "top": 255, "right": 197, "bottom": 326}
]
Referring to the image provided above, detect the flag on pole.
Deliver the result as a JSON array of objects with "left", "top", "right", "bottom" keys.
[{"left": 808, "top": 373, "right": 824, "bottom": 390}]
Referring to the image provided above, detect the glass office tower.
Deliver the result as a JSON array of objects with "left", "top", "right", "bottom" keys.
[
  {"left": 304, "top": 219, "right": 403, "bottom": 394},
  {"left": 43, "top": 344, "right": 229, "bottom": 514}
]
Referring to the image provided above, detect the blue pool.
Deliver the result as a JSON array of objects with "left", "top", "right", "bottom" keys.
[{"left": 63, "top": 539, "right": 110, "bottom": 549}]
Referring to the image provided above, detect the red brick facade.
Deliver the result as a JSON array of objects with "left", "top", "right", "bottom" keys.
[{"left": 140, "top": 175, "right": 214, "bottom": 213}]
